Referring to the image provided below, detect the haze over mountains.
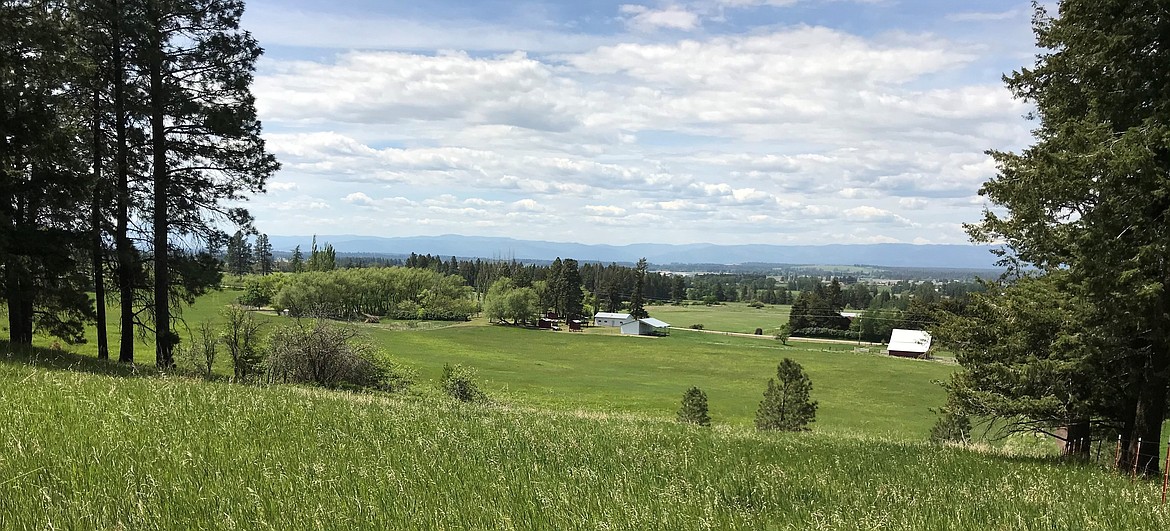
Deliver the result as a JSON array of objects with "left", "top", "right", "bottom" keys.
[{"left": 267, "top": 234, "right": 1002, "bottom": 270}]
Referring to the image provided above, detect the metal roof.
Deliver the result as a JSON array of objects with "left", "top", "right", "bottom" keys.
[
  {"left": 640, "top": 317, "right": 671, "bottom": 328},
  {"left": 887, "top": 329, "right": 932, "bottom": 353},
  {"left": 594, "top": 312, "right": 632, "bottom": 319}
]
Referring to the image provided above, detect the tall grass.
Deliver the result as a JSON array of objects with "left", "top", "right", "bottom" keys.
[{"left": 1, "top": 362, "right": 1167, "bottom": 530}]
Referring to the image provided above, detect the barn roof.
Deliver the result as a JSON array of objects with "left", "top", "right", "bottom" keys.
[
  {"left": 888, "top": 329, "right": 932, "bottom": 353},
  {"left": 595, "top": 312, "right": 632, "bottom": 319}
]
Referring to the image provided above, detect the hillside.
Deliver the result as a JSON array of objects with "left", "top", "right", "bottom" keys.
[{"left": 1, "top": 358, "right": 1167, "bottom": 530}]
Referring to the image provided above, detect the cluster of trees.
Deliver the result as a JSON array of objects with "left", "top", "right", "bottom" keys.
[
  {"left": 482, "top": 257, "right": 588, "bottom": 325},
  {"left": 1, "top": 0, "right": 277, "bottom": 367},
  {"left": 225, "top": 232, "right": 273, "bottom": 276},
  {"left": 266, "top": 268, "right": 476, "bottom": 321},
  {"left": 938, "top": 0, "right": 1170, "bottom": 476},
  {"left": 787, "top": 278, "right": 969, "bottom": 342}
]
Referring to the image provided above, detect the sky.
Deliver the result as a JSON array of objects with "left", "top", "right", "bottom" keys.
[{"left": 238, "top": 0, "right": 1046, "bottom": 247}]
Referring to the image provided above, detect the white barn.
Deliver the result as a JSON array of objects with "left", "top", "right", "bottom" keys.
[
  {"left": 886, "top": 329, "right": 932, "bottom": 358},
  {"left": 594, "top": 312, "right": 632, "bottom": 327},
  {"left": 621, "top": 317, "right": 671, "bottom": 336}
]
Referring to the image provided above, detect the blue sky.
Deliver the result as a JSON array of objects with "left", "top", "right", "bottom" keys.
[{"left": 238, "top": 0, "right": 1044, "bottom": 246}]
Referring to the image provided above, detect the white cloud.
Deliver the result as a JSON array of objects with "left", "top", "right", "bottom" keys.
[
  {"left": 620, "top": 5, "right": 701, "bottom": 32},
  {"left": 247, "top": 11, "right": 1034, "bottom": 245}
]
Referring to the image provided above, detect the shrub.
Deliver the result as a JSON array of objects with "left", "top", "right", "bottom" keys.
[
  {"left": 677, "top": 386, "right": 711, "bottom": 426},
  {"left": 180, "top": 322, "right": 218, "bottom": 379},
  {"left": 929, "top": 408, "right": 972, "bottom": 444},
  {"left": 441, "top": 363, "right": 485, "bottom": 402},
  {"left": 774, "top": 323, "right": 791, "bottom": 345},
  {"left": 267, "top": 317, "right": 402, "bottom": 390},
  {"left": 748, "top": 301, "right": 765, "bottom": 309},
  {"left": 755, "top": 358, "right": 817, "bottom": 431},
  {"left": 221, "top": 306, "right": 265, "bottom": 381},
  {"left": 689, "top": 324, "right": 704, "bottom": 330}
]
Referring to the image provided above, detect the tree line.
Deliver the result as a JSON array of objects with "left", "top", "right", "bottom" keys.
[{"left": 1, "top": 0, "right": 276, "bottom": 367}]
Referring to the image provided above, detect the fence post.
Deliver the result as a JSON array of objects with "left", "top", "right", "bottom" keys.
[
  {"left": 1162, "top": 438, "right": 1169, "bottom": 505},
  {"left": 1132, "top": 438, "right": 1143, "bottom": 479}
]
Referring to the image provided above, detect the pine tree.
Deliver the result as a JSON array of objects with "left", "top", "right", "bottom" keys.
[
  {"left": 1, "top": 0, "right": 96, "bottom": 346},
  {"left": 141, "top": 0, "right": 279, "bottom": 368},
  {"left": 677, "top": 386, "right": 711, "bottom": 426},
  {"left": 969, "top": 0, "right": 1170, "bottom": 475},
  {"left": 560, "top": 258, "right": 584, "bottom": 320},
  {"left": 629, "top": 257, "right": 649, "bottom": 319},
  {"left": 290, "top": 245, "right": 303, "bottom": 273},
  {"left": 755, "top": 358, "right": 817, "bottom": 431},
  {"left": 253, "top": 233, "right": 273, "bottom": 274}
]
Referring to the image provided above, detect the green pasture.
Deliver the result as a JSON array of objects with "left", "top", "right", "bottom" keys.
[
  {"left": 645, "top": 302, "right": 791, "bottom": 335},
  {"left": 370, "top": 323, "right": 950, "bottom": 440},
  {"left": 1, "top": 361, "right": 1167, "bottom": 530}
]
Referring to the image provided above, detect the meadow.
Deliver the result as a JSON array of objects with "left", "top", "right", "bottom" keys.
[
  {"left": 643, "top": 301, "right": 792, "bottom": 336},
  {"left": 4, "top": 289, "right": 1170, "bottom": 529}
]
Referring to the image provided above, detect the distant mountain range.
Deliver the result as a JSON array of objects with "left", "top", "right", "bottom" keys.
[{"left": 265, "top": 234, "right": 1002, "bottom": 270}]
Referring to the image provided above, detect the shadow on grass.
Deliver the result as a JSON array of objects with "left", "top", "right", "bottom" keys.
[{"left": 0, "top": 340, "right": 158, "bottom": 378}]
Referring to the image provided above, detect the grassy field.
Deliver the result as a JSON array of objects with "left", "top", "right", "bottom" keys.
[
  {"left": 4, "top": 289, "right": 1170, "bottom": 528},
  {"left": 645, "top": 302, "right": 792, "bottom": 335},
  {"left": 1, "top": 360, "right": 1168, "bottom": 530}
]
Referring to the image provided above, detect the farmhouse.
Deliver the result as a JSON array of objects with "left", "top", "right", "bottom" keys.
[
  {"left": 886, "top": 329, "right": 932, "bottom": 358},
  {"left": 594, "top": 312, "right": 632, "bottom": 327},
  {"left": 621, "top": 317, "right": 671, "bottom": 336}
]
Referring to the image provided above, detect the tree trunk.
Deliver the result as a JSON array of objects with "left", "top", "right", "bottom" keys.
[
  {"left": 148, "top": 12, "right": 174, "bottom": 369},
  {"left": 91, "top": 86, "right": 109, "bottom": 361},
  {"left": 1063, "top": 420, "right": 1091, "bottom": 458},
  {"left": 113, "top": 1, "right": 134, "bottom": 364},
  {"left": 1120, "top": 347, "right": 1170, "bottom": 477},
  {"left": 5, "top": 263, "right": 33, "bottom": 346}
]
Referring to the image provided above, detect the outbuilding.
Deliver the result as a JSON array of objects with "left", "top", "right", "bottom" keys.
[
  {"left": 620, "top": 317, "right": 671, "bottom": 336},
  {"left": 886, "top": 329, "right": 932, "bottom": 358},
  {"left": 594, "top": 312, "right": 632, "bottom": 327}
]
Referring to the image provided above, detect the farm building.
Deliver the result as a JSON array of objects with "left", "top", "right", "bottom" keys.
[
  {"left": 886, "top": 329, "right": 932, "bottom": 358},
  {"left": 620, "top": 318, "right": 671, "bottom": 336},
  {"left": 594, "top": 312, "right": 632, "bottom": 327}
]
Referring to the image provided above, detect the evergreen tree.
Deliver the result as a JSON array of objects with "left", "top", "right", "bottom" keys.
[
  {"left": 677, "top": 386, "right": 711, "bottom": 426},
  {"left": 0, "top": 0, "right": 96, "bottom": 346},
  {"left": 141, "top": 0, "right": 279, "bottom": 368},
  {"left": 560, "top": 258, "right": 584, "bottom": 320},
  {"left": 671, "top": 275, "right": 686, "bottom": 303},
  {"left": 969, "top": 0, "right": 1170, "bottom": 475},
  {"left": 290, "top": 245, "right": 303, "bottom": 272},
  {"left": 629, "top": 257, "right": 649, "bottom": 319},
  {"left": 755, "top": 358, "right": 817, "bottom": 431},
  {"left": 224, "top": 230, "right": 252, "bottom": 275},
  {"left": 253, "top": 233, "right": 273, "bottom": 274}
]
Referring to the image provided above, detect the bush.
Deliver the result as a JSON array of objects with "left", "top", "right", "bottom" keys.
[
  {"left": 179, "top": 322, "right": 218, "bottom": 379},
  {"left": 791, "top": 327, "right": 854, "bottom": 340},
  {"left": 267, "top": 317, "right": 405, "bottom": 391},
  {"left": 677, "top": 386, "right": 711, "bottom": 426},
  {"left": 221, "top": 306, "right": 265, "bottom": 381},
  {"left": 755, "top": 358, "right": 817, "bottom": 431},
  {"left": 748, "top": 301, "right": 765, "bottom": 309},
  {"left": 441, "top": 363, "right": 485, "bottom": 402},
  {"left": 689, "top": 324, "right": 705, "bottom": 330},
  {"left": 774, "top": 323, "right": 791, "bottom": 345},
  {"left": 929, "top": 408, "right": 972, "bottom": 444}
]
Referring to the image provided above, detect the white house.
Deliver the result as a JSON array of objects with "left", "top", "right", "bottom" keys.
[
  {"left": 620, "top": 317, "right": 671, "bottom": 336},
  {"left": 594, "top": 312, "right": 632, "bottom": 327},
  {"left": 886, "top": 329, "right": 932, "bottom": 358}
]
